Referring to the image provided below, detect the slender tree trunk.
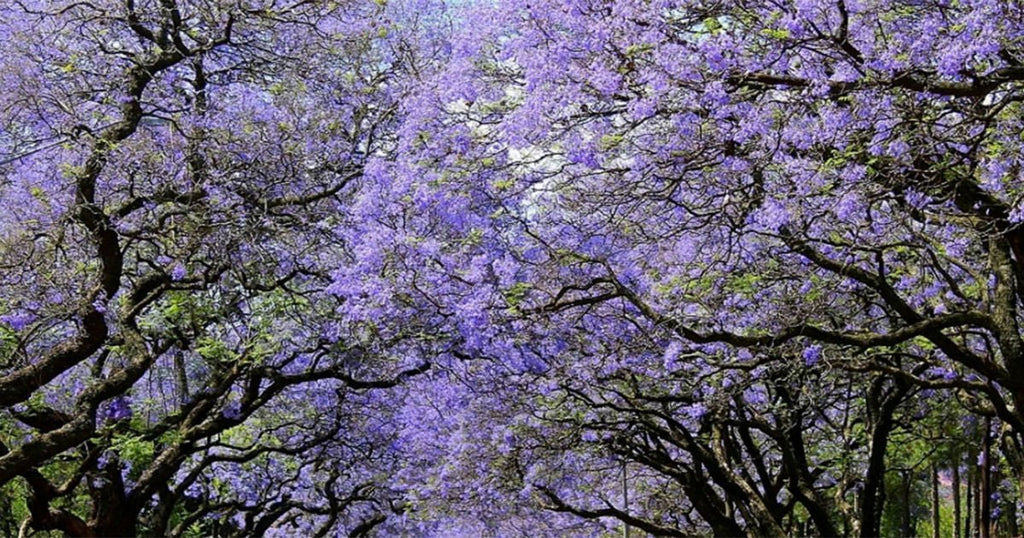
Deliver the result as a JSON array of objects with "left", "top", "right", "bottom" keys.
[
  {"left": 981, "top": 418, "right": 991, "bottom": 538},
  {"left": 1007, "top": 496, "right": 1018, "bottom": 537},
  {"left": 953, "top": 460, "right": 961, "bottom": 538},
  {"left": 932, "top": 463, "right": 941, "bottom": 538},
  {"left": 622, "top": 462, "right": 629, "bottom": 538},
  {"left": 975, "top": 455, "right": 982, "bottom": 538},
  {"left": 991, "top": 465, "right": 1002, "bottom": 538},
  {"left": 901, "top": 469, "right": 912, "bottom": 538},
  {"left": 966, "top": 459, "right": 974, "bottom": 538},
  {"left": 965, "top": 460, "right": 973, "bottom": 538},
  {"left": 174, "top": 352, "right": 190, "bottom": 406},
  {"left": 861, "top": 378, "right": 908, "bottom": 538}
]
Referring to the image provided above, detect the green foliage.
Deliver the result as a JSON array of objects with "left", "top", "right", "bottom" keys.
[
  {"left": 0, "top": 326, "right": 16, "bottom": 365},
  {"left": 196, "top": 336, "right": 238, "bottom": 365},
  {"left": 503, "top": 282, "right": 532, "bottom": 311},
  {"left": 110, "top": 432, "right": 156, "bottom": 475}
]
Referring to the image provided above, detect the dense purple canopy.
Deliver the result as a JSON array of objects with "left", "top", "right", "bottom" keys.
[{"left": 2, "top": 0, "right": 1024, "bottom": 536}]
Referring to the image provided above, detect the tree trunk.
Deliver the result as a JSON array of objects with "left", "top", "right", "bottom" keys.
[
  {"left": 860, "top": 378, "right": 909, "bottom": 538},
  {"left": 622, "top": 462, "right": 630, "bottom": 538},
  {"left": 932, "top": 463, "right": 941, "bottom": 538},
  {"left": 975, "top": 455, "right": 982, "bottom": 538},
  {"left": 1007, "top": 496, "right": 1018, "bottom": 537},
  {"left": 901, "top": 469, "right": 912, "bottom": 538},
  {"left": 965, "top": 460, "right": 973, "bottom": 538},
  {"left": 953, "top": 459, "right": 961, "bottom": 538},
  {"left": 981, "top": 418, "right": 991, "bottom": 538}
]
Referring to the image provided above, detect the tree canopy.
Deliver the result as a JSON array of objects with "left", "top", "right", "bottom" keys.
[{"left": 3, "top": 0, "right": 1024, "bottom": 536}]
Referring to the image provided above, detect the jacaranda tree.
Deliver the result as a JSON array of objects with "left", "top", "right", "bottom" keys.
[
  {"left": 335, "top": 0, "right": 1024, "bottom": 536},
  {"left": 0, "top": 0, "right": 446, "bottom": 535},
  {"left": 7, "top": 0, "right": 1024, "bottom": 537}
]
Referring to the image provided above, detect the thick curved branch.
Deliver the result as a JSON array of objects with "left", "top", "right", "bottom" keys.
[
  {"left": 535, "top": 484, "right": 696, "bottom": 538},
  {"left": 730, "top": 66, "right": 1024, "bottom": 98}
]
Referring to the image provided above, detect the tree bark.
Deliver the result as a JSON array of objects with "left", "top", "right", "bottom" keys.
[
  {"left": 860, "top": 377, "right": 908, "bottom": 538},
  {"left": 1007, "top": 495, "right": 1019, "bottom": 537},
  {"left": 981, "top": 418, "right": 991, "bottom": 538},
  {"left": 901, "top": 469, "right": 912, "bottom": 538},
  {"left": 953, "top": 459, "right": 961, "bottom": 538},
  {"left": 932, "top": 463, "right": 940, "bottom": 538},
  {"left": 965, "top": 460, "right": 973, "bottom": 538},
  {"left": 974, "top": 454, "right": 982, "bottom": 538}
]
